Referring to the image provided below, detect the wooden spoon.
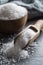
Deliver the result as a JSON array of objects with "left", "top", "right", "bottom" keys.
[{"left": 14, "top": 20, "right": 43, "bottom": 49}]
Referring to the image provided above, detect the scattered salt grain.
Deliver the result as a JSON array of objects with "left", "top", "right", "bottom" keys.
[
  {"left": 31, "top": 50, "right": 34, "bottom": 53},
  {"left": 19, "top": 50, "right": 29, "bottom": 60},
  {"left": 12, "top": 59, "right": 16, "bottom": 63},
  {"left": 29, "top": 42, "right": 38, "bottom": 47}
]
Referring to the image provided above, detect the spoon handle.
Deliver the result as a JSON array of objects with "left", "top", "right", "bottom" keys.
[{"left": 35, "top": 20, "right": 43, "bottom": 30}]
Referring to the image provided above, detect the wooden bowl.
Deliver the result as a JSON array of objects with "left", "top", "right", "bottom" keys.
[
  {"left": 0, "top": 15, "right": 27, "bottom": 33},
  {"left": 0, "top": 3, "right": 28, "bottom": 33}
]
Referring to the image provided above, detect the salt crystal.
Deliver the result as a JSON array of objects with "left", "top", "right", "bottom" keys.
[
  {"left": 31, "top": 50, "right": 34, "bottom": 53},
  {"left": 12, "top": 59, "right": 16, "bottom": 63},
  {"left": 19, "top": 50, "right": 29, "bottom": 59}
]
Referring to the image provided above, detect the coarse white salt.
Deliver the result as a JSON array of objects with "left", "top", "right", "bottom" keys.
[
  {"left": 2, "top": 40, "right": 29, "bottom": 61},
  {"left": 0, "top": 3, "right": 27, "bottom": 20},
  {"left": 2, "top": 40, "right": 14, "bottom": 53},
  {"left": 19, "top": 50, "right": 29, "bottom": 60}
]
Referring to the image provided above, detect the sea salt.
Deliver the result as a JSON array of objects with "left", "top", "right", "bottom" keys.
[
  {"left": 19, "top": 50, "right": 29, "bottom": 60},
  {"left": 0, "top": 3, "right": 27, "bottom": 20}
]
